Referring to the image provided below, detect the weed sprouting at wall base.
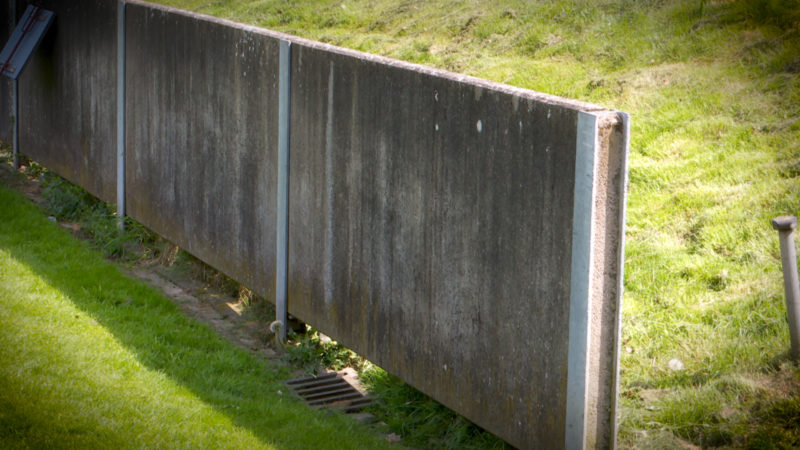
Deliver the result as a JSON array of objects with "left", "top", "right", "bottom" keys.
[
  {"left": 40, "top": 171, "right": 152, "bottom": 259},
  {"left": 41, "top": 172, "right": 93, "bottom": 222},
  {"left": 282, "top": 326, "right": 367, "bottom": 375},
  {"left": 0, "top": 180, "right": 391, "bottom": 449}
]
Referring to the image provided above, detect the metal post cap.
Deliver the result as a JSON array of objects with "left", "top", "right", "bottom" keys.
[{"left": 772, "top": 215, "right": 798, "bottom": 231}]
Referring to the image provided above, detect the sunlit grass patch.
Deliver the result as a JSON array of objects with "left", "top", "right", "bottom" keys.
[{"left": 0, "top": 184, "right": 391, "bottom": 449}]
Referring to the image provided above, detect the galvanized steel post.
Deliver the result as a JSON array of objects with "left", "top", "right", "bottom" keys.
[
  {"left": 773, "top": 215, "right": 800, "bottom": 360},
  {"left": 565, "top": 111, "right": 598, "bottom": 450},
  {"left": 11, "top": 0, "right": 18, "bottom": 169},
  {"left": 11, "top": 77, "right": 17, "bottom": 168},
  {"left": 116, "top": 0, "right": 126, "bottom": 230},
  {"left": 275, "top": 39, "right": 291, "bottom": 343}
]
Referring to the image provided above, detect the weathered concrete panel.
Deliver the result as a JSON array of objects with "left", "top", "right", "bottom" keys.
[
  {"left": 0, "top": 1, "right": 12, "bottom": 143},
  {"left": 17, "top": 0, "right": 117, "bottom": 202},
  {"left": 287, "top": 41, "right": 627, "bottom": 448},
  {"left": 124, "top": 2, "right": 282, "bottom": 299}
]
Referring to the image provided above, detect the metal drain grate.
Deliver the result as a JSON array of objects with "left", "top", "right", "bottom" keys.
[{"left": 286, "top": 368, "right": 371, "bottom": 413}]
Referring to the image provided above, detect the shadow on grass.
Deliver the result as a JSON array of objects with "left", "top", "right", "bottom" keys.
[{"left": 0, "top": 184, "right": 387, "bottom": 449}]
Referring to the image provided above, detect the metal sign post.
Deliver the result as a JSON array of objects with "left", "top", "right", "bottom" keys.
[{"left": 0, "top": 4, "right": 55, "bottom": 169}]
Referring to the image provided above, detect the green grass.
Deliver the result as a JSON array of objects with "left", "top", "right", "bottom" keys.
[
  {"left": 0, "top": 183, "right": 392, "bottom": 449},
  {"left": 281, "top": 329, "right": 509, "bottom": 448},
  {"left": 139, "top": 0, "right": 800, "bottom": 446},
  {"left": 360, "top": 368, "right": 509, "bottom": 449},
  {"left": 38, "top": 170, "right": 156, "bottom": 260}
]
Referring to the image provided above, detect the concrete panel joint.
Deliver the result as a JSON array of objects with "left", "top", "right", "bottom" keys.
[
  {"left": 275, "top": 39, "right": 291, "bottom": 342},
  {"left": 116, "top": 0, "right": 126, "bottom": 226},
  {"left": 10, "top": 0, "right": 17, "bottom": 168},
  {"left": 11, "top": 75, "right": 16, "bottom": 168},
  {"left": 565, "top": 111, "right": 598, "bottom": 449}
]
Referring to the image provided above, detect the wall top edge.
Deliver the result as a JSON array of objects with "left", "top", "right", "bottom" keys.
[{"left": 126, "top": 0, "right": 626, "bottom": 116}]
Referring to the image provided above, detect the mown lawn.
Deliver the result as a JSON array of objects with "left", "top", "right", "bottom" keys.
[
  {"left": 145, "top": 0, "right": 800, "bottom": 446},
  {"left": 0, "top": 182, "right": 391, "bottom": 449}
]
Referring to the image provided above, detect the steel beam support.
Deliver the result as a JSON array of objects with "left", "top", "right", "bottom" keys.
[
  {"left": 11, "top": 0, "right": 17, "bottom": 169},
  {"left": 116, "top": 0, "right": 126, "bottom": 229},
  {"left": 275, "top": 39, "right": 291, "bottom": 342},
  {"left": 565, "top": 111, "right": 598, "bottom": 450}
]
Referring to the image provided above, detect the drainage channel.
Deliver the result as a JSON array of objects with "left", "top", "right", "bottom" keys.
[{"left": 286, "top": 368, "right": 371, "bottom": 413}]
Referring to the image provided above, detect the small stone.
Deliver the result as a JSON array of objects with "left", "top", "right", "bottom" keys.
[
  {"left": 638, "top": 388, "right": 666, "bottom": 404},
  {"left": 351, "top": 412, "right": 377, "bottom": 424},
  {"left": 720, "top": 405, "right": 737, "bottom": 420},
  {"left": 48, "top": 216, "right": 57, "bottom": 222},
  {"left": 668, "top": 358, "right": 684, "bottom": 371},
  {"left": 386, "top": 433, "right": 401, "bottom": 443}
]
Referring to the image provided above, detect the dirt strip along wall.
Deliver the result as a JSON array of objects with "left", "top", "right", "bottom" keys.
[
  {"left": 2, "top": 1, "right": 629, "bottom": 448},
  {"left": 15, "top": 0, "right": 117, "bottom": 202}
]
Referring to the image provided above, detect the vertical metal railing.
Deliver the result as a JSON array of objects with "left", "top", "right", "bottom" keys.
[
  {"left": 11, "top": 0, "right": 18, "bottom": 169},
  {"left": 274, "top": 39, "right": 292, "bottom": 343},
  {"left": 116, "top": 0, "right": 126, "bottom": 230},
  {"left": 772, "top": 215, "right": 800, "bottom": 360},
  {"left": 11, "top": 76, "right": 17, "bottom": 168}
]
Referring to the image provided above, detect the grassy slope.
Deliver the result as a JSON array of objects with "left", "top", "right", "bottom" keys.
[
  {"left": 144, "top": 0, "right": 800, "bottom": 446},
  {"left": 0, "top": 182, "right": 391, "bottom": 449}
]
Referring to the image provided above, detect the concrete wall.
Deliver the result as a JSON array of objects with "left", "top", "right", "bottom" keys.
[
  {"left": 5, "top": 1, "right": 630, "bottom": 447},
  {"left": 16, "top": 0, "right": 117, "bottom": 202},
  {"left": 0, "top": 1, "right": 13, "bottom": 144},
  {"left": 287, "top": 40, "right": 627, "bottom": 448},
  {"left": 124, "top": 3, "right": 283, "bottom": 301}
]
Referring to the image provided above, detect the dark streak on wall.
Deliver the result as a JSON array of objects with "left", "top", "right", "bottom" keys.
[
  {"left": 124, "top": 3, "right": 281, "bottom": 302},
  {"left": 288, "top": 42, "right": 584, "bottom": 448},
  {"left": 17, "top": 0, "right": 117, "bottom": 202},
  {"left": 0, "top": 1, "right": 12, "bottom": 143}
]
